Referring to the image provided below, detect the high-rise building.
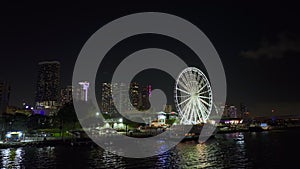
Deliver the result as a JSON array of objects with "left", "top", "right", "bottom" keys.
[
  {"left": 35, "top": 61, "right": 60, "bottom": 109},
  {"left": 139, "top": 85, "right": 150, "bottom": 110},
  {"left": 0, "top": 81, "right": 10, "bottom": 115},
  {"left": 101, "top": 83, "right": 114, "bottom": 113},
  {"left": 101, "top": 82, "right": 152, "bottom": 113},
  {"left": 130, "top": 82, "right": 140, "bottom": 109},
  {"left": 228, "top": 105, "right": 238, "bottom": 118},
  {"left": 240, "top": 103, "right": 249, "bottom": 117},
  {"left": 61, "top": 85, "right": 73, "bottom": 105},
  {"left": 112, "top": 83, "right": 132, "bottom": 113}
]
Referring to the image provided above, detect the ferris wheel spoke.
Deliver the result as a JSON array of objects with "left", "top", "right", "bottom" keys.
[
  {"left": 180, "top": 102, "right": 188, "bottom": 114},
  {"left": 196, "top": 73, "right": 201, "bottom": 83},
  {"left": 199, "top": 98, "right": 211, "bottom": 107},
  {"left": 194, "top": 78, "right": 201, "bottom": 91},
  {"left": 185, "top": 101, "right": 193, "bottom": 124},
  {"left": 197, "top": 82, "right": 208, "bottom": 93},
  {"left": 197, "top": 99, "right": 209, "bottom": 120},
  {"left": 188, "top": 101, "right": 194, "bottom": 123},
  {"left": 196, "top": 99, "right": 204, "bottom": 117},
  {"left": 189, "top": 72, "right": 196, "bottom": 90},
  {"left": 178, "top": 80, "right": 190, "bottom": 92},
  {"left": 178, "top": 97, "right": 191, "bottom": 106},
  {"left": 181, "top": 74, "right": 191, "bottom": 91},
  {"left": 199, "top": 101, "right": 211, "bottom": 119},
  {"left": 195, "top": 102, "right": 203, "bottom": 123},
  {"left": 190, "top": 98, "right": 200, "bottom": 124},
  {"left": 198, "top": 90, "right": 209, "bottom": 95},
  {"left": 176, "top": 94, "right": 190, "bottom": 98},
  {"left": 200, "top": 106, "right": 211, "bottom": 121},
  {"left": 184, "top": 72, "right": 194, "bottom": 91},
  {"left": 181, "top": 73, "right": 192, "bottom": 90},
  {"left": 190, "top": 73, "right": 197, "bottom": 90},
  {"left": 180, "top": 99, "right": 191, "bottom": 116},
  {"left": 197, "top": 78, "right": 204, "bottom": 90},
  {"left": 198, "top": 95, "right": 211, "bottom": 99},
  {"left": 176, "top": 87, "right": 190, "bottom": 95},
  {"left": 192, "top": 102, "right": 198, "bottom": 123}
]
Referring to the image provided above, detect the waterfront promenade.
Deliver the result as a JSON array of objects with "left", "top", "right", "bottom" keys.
[{"left": 1, "top": 124, "right": 299, "bottom": 149}]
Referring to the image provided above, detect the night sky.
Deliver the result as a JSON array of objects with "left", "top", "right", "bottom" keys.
[{"left": 1, "top": 1, "right": 300, "bottom": 116}]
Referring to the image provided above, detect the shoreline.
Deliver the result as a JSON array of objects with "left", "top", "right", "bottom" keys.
[
  {"left": 0, "top": 138, "right": 95, "bottom": 149},
  {"left": 1, "top": 127, "right": 299, "bottom": 149}
]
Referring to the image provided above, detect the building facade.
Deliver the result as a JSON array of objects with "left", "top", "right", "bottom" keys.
[
  {"left": 100, "top": 82, "right": 151, "bottom": 113},
  {"left": 35, "top": 61, "right": 61, "bottom": 110},
  {"left": 60, "top": 85, "right": 73, "bottom": 106},
  {"left": 101, "top": 82, "right": 114, "bottom": 113}
]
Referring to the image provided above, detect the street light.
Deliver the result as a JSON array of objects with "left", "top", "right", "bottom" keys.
[{"left": 119, "top": 118, "right": 123, "bottom": 123}]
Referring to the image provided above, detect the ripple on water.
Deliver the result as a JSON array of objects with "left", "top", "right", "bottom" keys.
[{"left": 1, "top": 130, "right": 298, "bottom": 168}]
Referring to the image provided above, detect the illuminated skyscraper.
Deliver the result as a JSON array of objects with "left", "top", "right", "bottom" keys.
[
  {"left": 130, "top": 82, "right": 140, "bottom": 109},
  {"left": 35, "top": 61, "right": 60, "bottom": 109},
  {"left": 139, "top": 85, "right": 150, "bottom": 110},
  {"left": 101, "top": 82, "right": 150, "bottom": 113},
  {"left": 60, "top": 85, "right": 73, "bottom": 105},
  {"left": 112, "top": 83, "right": 132, "bottom": 113},
  {"left": 101, "top": 83, "right": 114, "bottom": 113},
  {"left": 228, "top": 105, "right": 237, "bottom": 118},
  {"left": 0, "top": 81, "right": 10, "bottom": 115}
]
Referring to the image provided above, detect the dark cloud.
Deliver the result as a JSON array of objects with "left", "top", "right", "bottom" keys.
[{"left": 240, "top": 32, "right": 300, "bottom": 59}]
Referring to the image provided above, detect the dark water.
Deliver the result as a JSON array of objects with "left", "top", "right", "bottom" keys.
[{"left": 1, "top": 129, "right": 299, "bottom": 169}]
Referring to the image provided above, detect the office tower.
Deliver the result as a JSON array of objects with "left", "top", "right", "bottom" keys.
[
  {"left": 61, "top": 85, "right": 73, "bottom": 105},
  {"left": 101, "top": 83, "right": 114, "bottom": 113},
  {"left": 101, "top": 82, "right": 143, "bottom": 113},
  {"left": 130, "top": 82, "right": 140, "bottom": 109},
  {"left": 228, "top": 105, "right": 238, "bottom": 118},
  {"left": 139, "top": 85, "right": 150, "bottom": 110},
  {"left": 112, "top": 83, "right": 131, "bottom": 113},
  {"left": 35, "top": 61, "right": 60, "bottom": 109}
]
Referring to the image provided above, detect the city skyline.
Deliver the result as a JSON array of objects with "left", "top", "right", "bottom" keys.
[{"left": 0, "top": 1, "right": 300, "bottom": 116}]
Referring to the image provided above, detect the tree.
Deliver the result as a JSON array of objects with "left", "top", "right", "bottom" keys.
[{"left": 57, "top": 102, "right": 80, "bottom": 131}]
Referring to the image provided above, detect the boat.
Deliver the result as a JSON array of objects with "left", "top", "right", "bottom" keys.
[
  {"left": 233, "top": 134, "right": 244, "bottom": 141},
  {"left": 168, "top": 123, "right": 217, "bottom": 143}
]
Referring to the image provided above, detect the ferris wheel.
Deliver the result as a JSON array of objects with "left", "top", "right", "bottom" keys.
[{"left": 174, "top": 67, "right": 213, "bottom": 125}]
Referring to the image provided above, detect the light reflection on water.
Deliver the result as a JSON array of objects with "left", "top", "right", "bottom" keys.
[
  {"left": 0, "top": 130, "right": 298, "bottom": 168},
  {"left": 1, "top": 148, "right": 23, "bottom": 169}
]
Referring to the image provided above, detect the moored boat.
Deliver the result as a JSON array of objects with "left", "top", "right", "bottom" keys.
[{"left": 168, "top": 123, "right": 217, "bottom": 143}]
